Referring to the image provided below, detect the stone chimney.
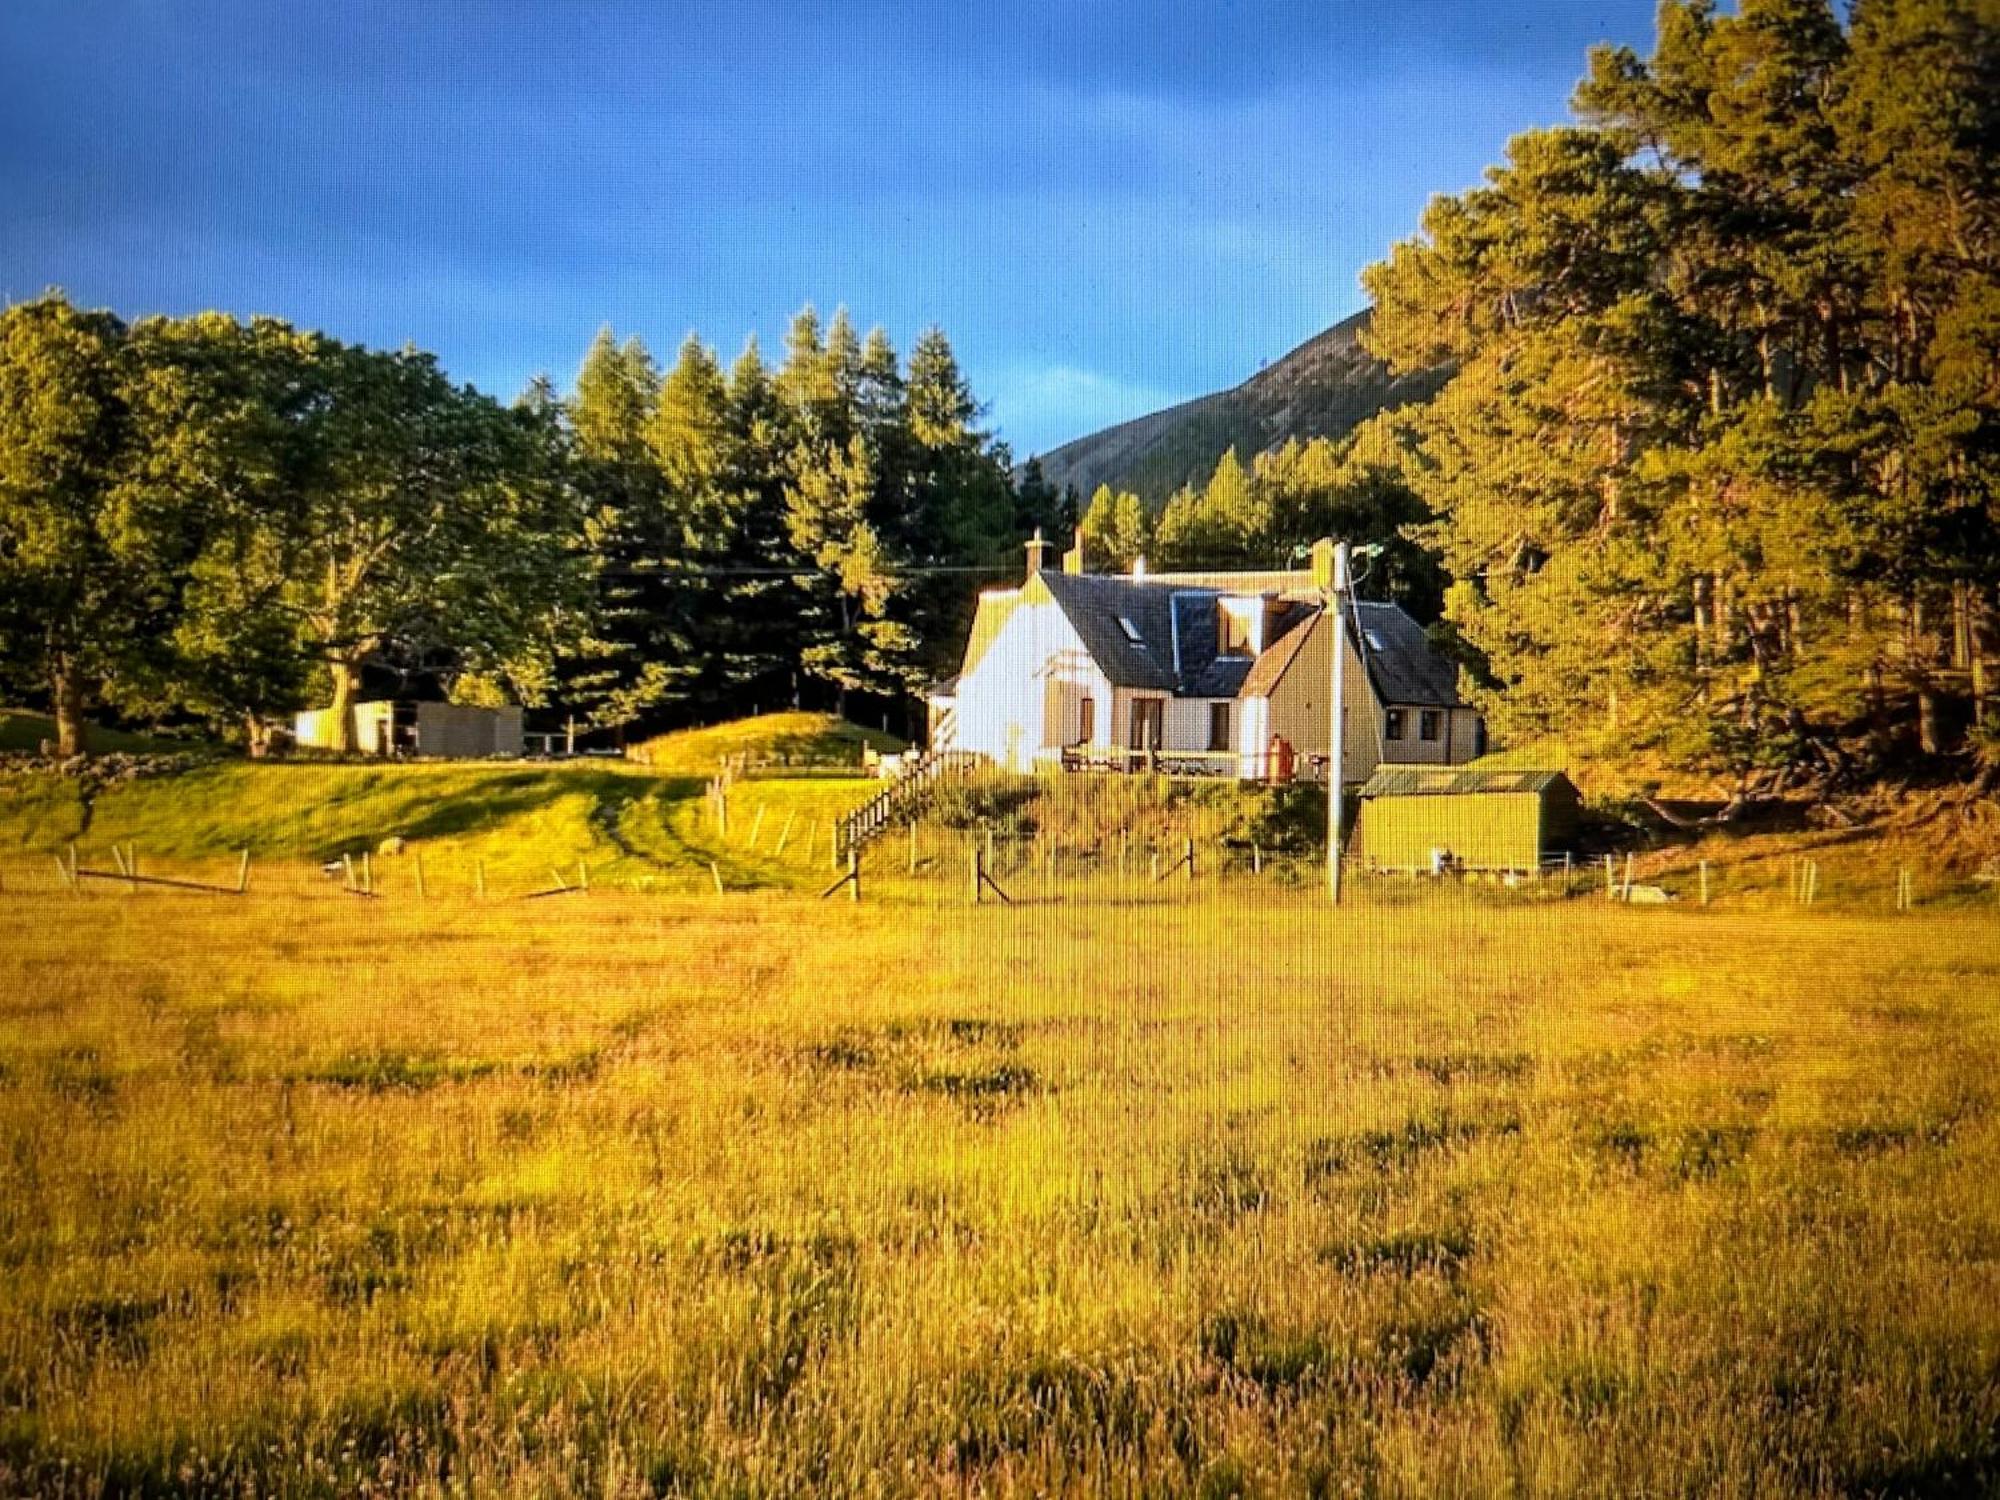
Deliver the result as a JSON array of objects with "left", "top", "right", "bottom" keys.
[
  {"left": 1024, "top": 527, "right": 1050, "bottom": 577},
  {"left": 1062, "top": 529, "right": 1086, "bottom": 575}
]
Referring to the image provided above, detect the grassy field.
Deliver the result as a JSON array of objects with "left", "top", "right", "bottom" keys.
[{"left": 0, "top": 869, "right": 1996, "bottom": 1496}]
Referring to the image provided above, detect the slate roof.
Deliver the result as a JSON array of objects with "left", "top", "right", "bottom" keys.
[
  {"left": 967, "top": 568, "right": 1462, "bottom": 709},
  {"left": 1235, "top": 601, "right": 1464, "bottom": 708},
  {"left": 1361, "top": 767, "right": 1573, "bottom": 798},
  {"left": 1034, "top": 571, "right": 1182, "bottom": 692},
  {"left": 1349, "top": 601, "right": 1463, "bottom": 708}
]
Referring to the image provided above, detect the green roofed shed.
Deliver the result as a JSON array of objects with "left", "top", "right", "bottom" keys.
[{"left": 1357, "top": 767, "right": 1581, "bottom": 873}]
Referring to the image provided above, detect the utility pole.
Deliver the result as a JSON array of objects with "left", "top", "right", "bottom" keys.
[{"left": 1328, "top": 539, "right": 1350, "bottom": 905}]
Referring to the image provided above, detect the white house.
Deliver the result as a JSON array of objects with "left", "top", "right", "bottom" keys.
[{"left": 929, "top": 532, "right": 1482, "bottom": 781}]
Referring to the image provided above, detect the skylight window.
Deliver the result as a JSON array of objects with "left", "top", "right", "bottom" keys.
[
  {"left": 1117, "top": 615, "right": 1143, "bottom": 644},
  {"left": 1363, "top": 629, "right": 1386, "bottom": 652}
]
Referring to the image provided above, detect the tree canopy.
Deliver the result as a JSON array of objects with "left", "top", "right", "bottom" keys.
[{"left": 1363, "top": 0, "right": 2000, "bottom": 795}]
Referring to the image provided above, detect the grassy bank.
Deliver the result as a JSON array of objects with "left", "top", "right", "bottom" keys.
[
  {"left": 0, "top": 715, "right": 906, "bottom": 894},
  {"left": 0, "top": 882, "right": 1996, "bottom": 1495}
]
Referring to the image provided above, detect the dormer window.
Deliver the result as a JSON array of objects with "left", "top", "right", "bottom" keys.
[{"left": 1216, "top": 599, "right": 1256, "bottom": 656}]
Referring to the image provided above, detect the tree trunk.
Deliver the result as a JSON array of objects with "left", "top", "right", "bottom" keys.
[
  {"left": 244, "top": 713, "right": 272, "bottom": 759},
  {"left": 1973, "top": 593, "right": 1990, "bottom": 734},
  {"left": 326, "top": 656, "right": 361, "bottom": 754},
  {"left": 50, "top": 655, "right": 87, "bottom": 758},
  {"left": 1911, "top": 596, "right": 1942, "bottom": 756}
]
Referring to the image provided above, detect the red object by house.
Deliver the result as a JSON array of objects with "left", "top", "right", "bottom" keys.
[{"left": 1268, "top": 735, "right": 1296, "bottom": 783}]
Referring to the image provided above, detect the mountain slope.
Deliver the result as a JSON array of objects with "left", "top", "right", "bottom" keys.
[{"left": 1032, "top": 309, "right": 1446, "bottom": 505}]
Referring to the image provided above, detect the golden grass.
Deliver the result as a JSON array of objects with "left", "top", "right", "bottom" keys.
[
  {"left": 1, "top": 871, "right": 1997, "bottom": 1496},
  {"left": 628, "top": 712, "right": 905, "bottom": 774}
]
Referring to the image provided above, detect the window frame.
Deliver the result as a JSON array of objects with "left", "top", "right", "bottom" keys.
[
  {"left": 1208, "top": 701, "right": 1232, "bottom": 752},
  {"left": 1128, "top": 696, "right": 1164, "bottom": 751},
  {"left": 1384, "top": 707, "right": 1406, "bottom": 741},
  {"left": 1419, "top": 709, "right": 1443, "bottom": 742},
  {"left": 1216, "top": 603, "right": 1254, "bottom": 658}
]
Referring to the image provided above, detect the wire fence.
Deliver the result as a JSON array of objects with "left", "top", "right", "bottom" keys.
[{"left": 5, "top": 827, "right": 1993, "bottom": 918}]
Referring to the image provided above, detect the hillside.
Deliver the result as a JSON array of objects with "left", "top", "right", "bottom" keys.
[
  {"left": 1032, "top": 308, "right": 1447, "bottom": 505},
  {"left": 0, "top": 713, "right": 907, "bottom": 893}
]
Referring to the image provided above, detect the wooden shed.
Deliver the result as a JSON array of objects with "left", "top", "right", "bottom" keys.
[{"left": 1357, "top": 767, "right": 1581, "bottom": 874}]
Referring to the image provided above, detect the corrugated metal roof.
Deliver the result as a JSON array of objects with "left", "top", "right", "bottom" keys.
[{"left": 1360, "top": 767, "right": 1574, "bottom": 798}]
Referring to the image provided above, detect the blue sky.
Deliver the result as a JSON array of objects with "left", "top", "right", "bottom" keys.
[{"left": 0, "top": 1, "right": 1661, "bottom": 457}]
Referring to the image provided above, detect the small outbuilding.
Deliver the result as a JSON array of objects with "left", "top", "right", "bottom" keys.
[
  {"left": 293, "top": 700, "right": 523, "bottom": 759},
  {"left": 1357, "top": 767, "right": 1581, "bottom": 875}
]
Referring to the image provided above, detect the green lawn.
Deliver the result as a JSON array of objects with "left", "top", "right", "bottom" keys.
[
  {"left": 630, "top": 710, "right": 905, "bottom": 773},
  {"left": 0, "top": 757, "right": 884, "bottom": 895}
]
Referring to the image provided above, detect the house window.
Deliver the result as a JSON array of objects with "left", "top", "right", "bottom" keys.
[
  {"left": 1209, "top": 702, "right": 1231, "bottom": 752},
  {"left": 1077, "top": 697, "right": 1095, "bottom": 745},
  {"left": 1364, "top": 629, "right": 1386, "bottom": 652},
  {"left": 1420, "top": 709, "right": 1443, "bottom": 742},
  {"left": 1384, "top": 708, "right": 1406, "bottom": 741},
  {"left": 1129, "top": 697, "right": 1163, "bottom": 751},
  {"left": 1117, "top": 615, "right": 1143, "bottom": 644},
  {"left": 1217, "top": 604, "right": 1253, "bottom": 657}
]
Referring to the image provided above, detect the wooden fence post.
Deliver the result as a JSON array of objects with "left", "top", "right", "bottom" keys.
[
  {"left": 909, "top": 820, "right": 918, "bottom": 875},
  {"left": 748, "top": 806, "right": 765, "bottom": 850},
  {"left": 362, "top": 851, "right": 374, "bottom": 896},
  {"left": 1621, "top": 852, "right": 1633, "bottom": 903},
  {"left": 848, "top": 848, "right": 860, "bottom": 903},
  {"left": 342, "top": 852, "right": 356, "bottom": 892},
  {"left": 1604, "top": 853, "right": 1615, "bottom": 901},
  {"left": 578, "top": 860, "right": 590, "bottom": 894},
  {"left": 710, "top": 861, "right": 725, "bottom": 896},
  {"left": 970, "top": 843, "right": 982, "bottom": 905},
  {"left": 776, "top": 812, "right": 795, "bottom": 856},
  {"left": 1698, "top": 859, "right": 1709, "bottom": 908},
  {"left": 1185, "top": 837, "right": 1196, "bottom": 883},
  {"left": 414, "top": 850, "right": 427, "bottom": 901},
  {"left": 1253, "top": 842, "right": 1262, "bottom": 876}
]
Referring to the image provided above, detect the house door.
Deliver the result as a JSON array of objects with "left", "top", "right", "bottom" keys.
[{"left": 1129, "top": 698, "right": 1163, "bottom": 752}]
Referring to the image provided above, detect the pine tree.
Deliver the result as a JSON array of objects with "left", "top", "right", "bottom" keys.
[
  {"left": 1079, "top": 483, "right": 1150, "bottom": 569},
  {"left": 560, "top": 327, "right": 673, "bottom": 734},
  {"left": 1366, "top": 0, "right": 2000, "bottom": 791}
]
